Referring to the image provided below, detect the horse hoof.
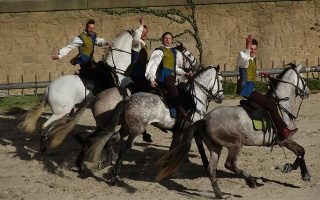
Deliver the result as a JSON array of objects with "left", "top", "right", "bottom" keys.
[
  {"left": 108, "top": 176, "right": 118, "bottom": 186},
  {"left": 246, "top": 177, "right": 257, "bottom": 188},
  {"left": 281, "top": 163, "right": 293, "bottom": 173},
  {"left": 302, "top": 173, "right": 311, "bottom": 181}
]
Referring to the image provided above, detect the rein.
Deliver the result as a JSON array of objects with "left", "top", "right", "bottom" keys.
[
  {"left": 269, "top": 67, "right": 307, "bottom": 120},
  {"left": 110, "top": 47, "right": 131, "bottom": 75},
  {"left": 189, "top": 66, "right": 223, "bottom": 109}
]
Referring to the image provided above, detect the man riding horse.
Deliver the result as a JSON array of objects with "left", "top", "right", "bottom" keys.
[
  {"left": 237, "top": 34, "right": 297, "bottom": 142},
  {"left": 52, "top": 19, "right": 112, "bottom": 95},
  {"left": 145, "top": 32, "right": 192, "bottom": 119}
]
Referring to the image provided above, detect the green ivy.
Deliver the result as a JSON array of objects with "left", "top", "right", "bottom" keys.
[{"left": 95, "top": 0, "right": 203, "bottom": 63}]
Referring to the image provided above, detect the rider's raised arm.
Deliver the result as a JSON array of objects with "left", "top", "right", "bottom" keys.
[
  {"left": 145, "top": 49, "right": 163, "bottom": 82},
  {"left": 132, "top": 24, "right": 144, "bottom": 52},
  {"left": 236, "top": 49, "right": 250, "bottom": 69},
  {"left": 57, "top": 36, "right": 83, "bottom": 59}
]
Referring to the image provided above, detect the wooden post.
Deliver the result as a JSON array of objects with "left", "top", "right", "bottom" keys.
[
  {"left": 318, "top": 57, "right": 320, "bottom": 80},
  {"left": 62, "top": 71, "right": 64, "bottom": 76},
  {"left": 7, "top": 75, "right": 10, "bottom": 96},
  {"left": 35, "top": 74, "right": 38, "bottom": 96},
  {"left": 21, "top": 75, "right": 24, "bottom": 96},
  {"left": 223, "top": 63, "right": 227, "bottom": 82},
  {"left": 260, "top": 60, "right": 263, "bottom": 82},
  {"left": 49, "top": 72, "right": 52, "bottom": 82},
  {"left": 283, "top": 60, "right": 285, "bottom": 68},
  {"left": 306, "top": 58, "right": 309, "bottom": 79}
]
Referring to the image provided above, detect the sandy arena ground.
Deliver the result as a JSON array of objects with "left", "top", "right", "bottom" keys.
[{"left": 0, "top": 94, "right": 320, "bottom": 200}]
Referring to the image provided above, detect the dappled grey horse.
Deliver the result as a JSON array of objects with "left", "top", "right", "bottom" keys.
[
  {"left": 41, "top": 44, "right": 200, "bottom": 152},
  {"left": 156, "top": 64, "right": 311, "bottom": 199},
  {"left": 78, "top": 65, "right": 224, "bottom": 178}
]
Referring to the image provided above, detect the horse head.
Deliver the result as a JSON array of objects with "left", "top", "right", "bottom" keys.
[
  {"left": 104, "top": 30, "right": 133, "bottom": 71},
  {"left": 270, "top": 63, "right": 310, "bottom": 100},
  {"left": 191, "top": 65, "right": 224, "bottom": 105}
]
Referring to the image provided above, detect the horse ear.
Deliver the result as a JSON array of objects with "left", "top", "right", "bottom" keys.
[
  {"left": 296, "top": 63, "right": 303, "bottom": 72},
  {"left": 216, "top": 64, "right": 220, "bottom": 72}
]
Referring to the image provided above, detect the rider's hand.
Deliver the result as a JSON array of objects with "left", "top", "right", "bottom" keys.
[
  {"left": 52, "top": 55, "right": 59, "bottom": 60},
  {"left": 139, "top": 16, "right": 144, "bottom": 25},
  {"left": 246, "top": 34, "right": 252, "bottom": 49},
  {"left": 150, "top": 81, "right": 158, "bottom": 88},
  {"left": 107, "top": 42, "right": 112, "bottom": 49},
  {"left": 259, "top": 71, "right": 270, "bottom": 78}
]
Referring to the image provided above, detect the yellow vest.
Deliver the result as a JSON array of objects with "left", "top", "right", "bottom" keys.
[
  {"left": 79, "top": 32, "right": 94, "bottom": 57},
  {"left": 247, "top": 59, "right": 257, "bottom": 81},
  {"left": 160, "top": 46, "right": 175, "bottom": 71}
]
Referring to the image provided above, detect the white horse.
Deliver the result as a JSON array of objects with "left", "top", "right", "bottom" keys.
[
  {"left": 157, "top": 64, "right": 311, "bottom": 198},
  {"left": 27, "top": 42, "right": 200, "bottom": 152},
  {"left": 19, "top": 30, "right": 133, "bottom": 135},
  {"left": 77, "top": 65, "right": 224, "bottom": 178}
]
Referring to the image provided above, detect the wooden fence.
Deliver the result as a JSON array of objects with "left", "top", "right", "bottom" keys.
[{"left": 0, "top": 64, "right": 319, "bottom": 97}]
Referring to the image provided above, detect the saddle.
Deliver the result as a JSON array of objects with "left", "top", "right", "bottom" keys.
[
  {"left": 151, "top": 85, "right": 196, "bottom": 130},
  {"left": 239, "top": 99, "right": 274, "bottom": 133},
  {"left": 78, "top": 61, "right": 119, "bottom": 95}
]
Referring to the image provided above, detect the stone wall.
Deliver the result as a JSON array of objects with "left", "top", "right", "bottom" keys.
[{"left": 0, "top": 0, "right": 319, "bottom": 84}]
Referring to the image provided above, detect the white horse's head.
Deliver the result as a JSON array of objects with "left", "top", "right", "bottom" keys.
[
  {"left": 175, "top": 43, "right": 198, "bottom": 71},
  {"left": 192, "top": 65, "right": 224, "bottom": 104},
  {"left": 271, "top": 63, "right": 310, "bottom": 100},
  {"left": 104, "top": 30, "right": 133, "bottom": 71}
]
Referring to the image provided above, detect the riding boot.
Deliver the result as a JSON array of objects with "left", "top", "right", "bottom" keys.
[{"left": 173, "top": 96, "right": 188, "bottom": 119}]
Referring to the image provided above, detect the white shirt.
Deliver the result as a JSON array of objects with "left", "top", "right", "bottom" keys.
[
  {"left": 132, "top": 24, "right": 146, "bottom": 52},
  {"left": 57, "top": 31, "right": 108, "bottom": 59},
  {"left": 145, "top": 46, "right": 186, "bottom": 82},
  {"left": 236, "top": 48, "right": 256, "bottom": 68}
]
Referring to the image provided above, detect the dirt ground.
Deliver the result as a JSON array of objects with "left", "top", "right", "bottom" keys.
[{"left": 0, "top": 94, "right": 320, "bottom": 200}]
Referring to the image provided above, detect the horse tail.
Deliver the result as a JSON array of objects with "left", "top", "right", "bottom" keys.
[
  {"left": 49, "top": 98, "right": 93, "bottom": 149},
  {"left": 156, "top": 119, "right": 206, "bottom": 182},
  {"left": 84, "top": 99, "right": 127, "bottom": 162},
  {"left": 18, "top": 88, "right": 48, "bottom": 133}
]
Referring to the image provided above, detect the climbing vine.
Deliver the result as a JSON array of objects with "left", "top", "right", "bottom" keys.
[{"left": 95, "top": 0, "right": 203, "bottom": 63}]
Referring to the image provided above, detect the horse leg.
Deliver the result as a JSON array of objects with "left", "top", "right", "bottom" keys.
[
  {"left": 280, "top": 139, "right": 311, "bottom": 181},
  {"left": 224, "top": 145, "right": 257, "bottom": 188},
  {"left": 207, "top": 148, "right": 224, "bottom": 199},
  {"left": 110, "top": 135, "right": 138, "bottom": 185},
  {"left": 104, "top": 131, "right": 122, "bottom": 165},
  {"left": 194, "top": 134, "right": 209, "bottom": 169},
  {"left": 40, "top": 113, "right": 67, "bottom": 153}
]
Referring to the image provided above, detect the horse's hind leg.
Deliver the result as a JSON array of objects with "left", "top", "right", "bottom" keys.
[
  {"left": 110, "top": 134, "right": 138, "bottom": 184},
  {"left": 40, "top": 113, "right": 67, "bottom": 153},
  {"left": 280, "top": 139, "right": 311, "bottom": 181},
  {"left": 224, "top": 145, "right": 257, "bottom": 188},
  {"left": 207, "top": 146, "right": 224, "bottom": 198}
]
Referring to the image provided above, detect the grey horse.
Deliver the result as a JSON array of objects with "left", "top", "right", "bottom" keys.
[
  {"left": 39, "top": 44, "right": 198, "bottom": 152},
  {"left": 78, "top": 65, "right": 224, "bottom": 178},
  {"left": 156, "top": 63, "right": 311, "bottom": 199}
]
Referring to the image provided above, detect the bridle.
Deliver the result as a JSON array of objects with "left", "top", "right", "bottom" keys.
[
  {"left": 269, "top": 66, "right": 308, "bottom": 120},
  {"left": 110, "top": 47, "right": 131, "bottom": 75},
  {"left": 179, "top": 47, "right": 197, "bottom": 68},
  {"left": 189, "top": 66, "right": 223, "bottom": 109}
]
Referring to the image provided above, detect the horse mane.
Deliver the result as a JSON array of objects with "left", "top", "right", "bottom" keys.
[
  {"left": 266, "top": 63, "right": 296, "bottom": 97},
  {"left": 192, "top": 65, "right": 216, "bottom": 80}
]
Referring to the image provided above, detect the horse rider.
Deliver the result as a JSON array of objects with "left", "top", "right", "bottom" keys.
[
  {"left": 128, "top": 16, "right": 152, "bottom": 93},
  {"left": 237, "top": 34, "right": 298, "bottom": 142},
  {"left": 52, "top": 19, "right": 112, "bottom": 95},
  {"left": 145, "top": 32, "right": 190, "bottom": 118}
]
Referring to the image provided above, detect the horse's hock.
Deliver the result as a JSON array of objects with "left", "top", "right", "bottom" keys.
[{"left": 0, "top": 0, "right": 319, "bottom": 85}]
